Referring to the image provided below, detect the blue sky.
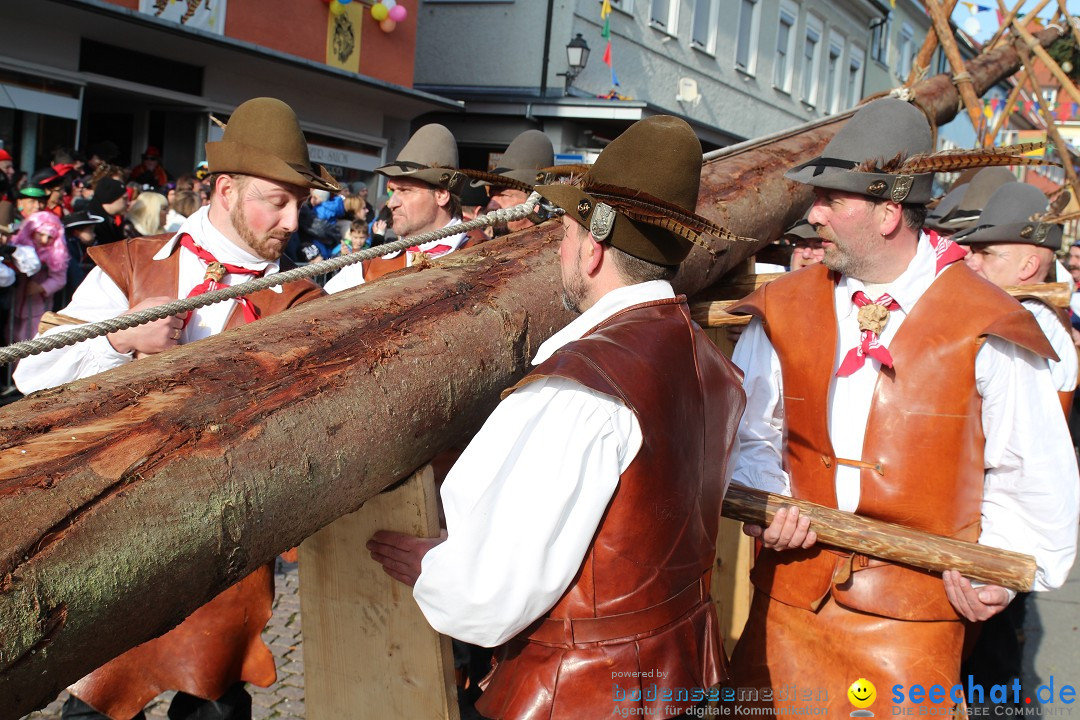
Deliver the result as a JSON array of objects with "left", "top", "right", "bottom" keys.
[{"left": 958, "top": 0, "right": 1080, "bottom": 42}]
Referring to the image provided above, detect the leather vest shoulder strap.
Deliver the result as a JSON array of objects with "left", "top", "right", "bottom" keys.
[
  {"left": 939, "top": 265, "right": 1059, "bottom": 362},
  {"left": 1015, "top": 293, "right": 1072, "bottom": 335},
  {"left": 87, "top": 234, "right": 178, "bottom": 306}
]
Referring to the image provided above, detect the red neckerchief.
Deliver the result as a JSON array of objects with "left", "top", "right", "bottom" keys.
[
  {"left": 836, "top": 291, "right": 902, "bottom": 377},
  {"left": 179, "top": 234, "right": 263, "bottom": 327},
  {"left": 926, "top": 229, "right": 967, "bottom": 273},
  {"left": 835, "top": 232, "right": 966, "bottom": 377}
]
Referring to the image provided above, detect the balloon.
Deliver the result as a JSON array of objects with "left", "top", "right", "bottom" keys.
[
  {"left": 329, "top": 0, "right": 345, "bottom": 14},
  {"left": 379, "top": 18, "right": 397, "bottom": 32},
  {"left": 338, "top": 0, "right": 352, "bottom": 4},
  {"left": 383, "top": 0, "right": 396, "bottom": 8},
  {"left": 388, "top": 4, "right": 407, "bottom": 22},
  {"left": 370, "top": 2, "right": 389, "bottom": 21}
]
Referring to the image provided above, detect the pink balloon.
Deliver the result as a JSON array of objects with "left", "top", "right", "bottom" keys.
[
  {"left": 379, "top": 18, "right": 397, "bottom": 32},
  {"left": 388, "top": 4, "right": 407, "bottom": 22}
]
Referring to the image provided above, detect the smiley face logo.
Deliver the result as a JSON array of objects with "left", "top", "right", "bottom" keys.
[{"left": 847, "top": 678, "right": 876, "bottom": 715}]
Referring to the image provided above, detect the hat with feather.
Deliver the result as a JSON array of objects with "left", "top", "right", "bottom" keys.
[
  {"left": 536, "top": 115, "right": 741, "bottom": 265},
  {"left": 955, "top": 182, "right": 1064, "bottom": 250},
  {"left": 376, "top": 124, "right": 466, "bottom": 195},
  {"left": 787, "top": 98, "right": 1052, "bottom": 205}
]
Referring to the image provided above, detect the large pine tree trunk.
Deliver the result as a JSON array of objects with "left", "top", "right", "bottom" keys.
[{"left": 0, "top": 29, "right": 1058, "bottom": 718}]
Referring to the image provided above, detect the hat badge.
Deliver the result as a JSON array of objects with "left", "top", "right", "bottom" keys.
[
  {"left": 589, "top": 202, "right": 616, "bottom": 242},
  {"left": 1020, "top": 224, "right": 1035, "bottom": 239},
  {"left": 577, "top": 199, "right": 593, "bottom": 217},
  {"left": 866, "top": 180, "right": 888, "bottom": 196},
  {"left": 1034, "top": 223, "right": 1050, "bottom": 243},
  {"left": 891, "top": 175, "right": 914, "bottom": 203}
]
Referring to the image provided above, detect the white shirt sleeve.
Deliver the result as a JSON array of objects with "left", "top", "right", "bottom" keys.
[
  {"left": 13, "top": 266, "right": 134, "bottom": 393},
  {"left": 730, "top": 318, "right": 791, "bottom": 496},
  {"left": 976, "top": 336, "right": 1080, "bottom": 592},
  {"left": 323, "top": 263, "right": 365, "bottom": 294},
  {"left": 1023, "top": 300, "right": 1079, "bottom": 393},
  {"left": 0, "top": 262, "right": 14, "bottom": 288},
  {"left": 412, "top": 376, "right": 641, "bottom": 648}
]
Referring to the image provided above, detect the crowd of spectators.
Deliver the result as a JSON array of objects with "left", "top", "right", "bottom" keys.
[{"left": 0, "top": 142, "right": 384, "bottom": 397}]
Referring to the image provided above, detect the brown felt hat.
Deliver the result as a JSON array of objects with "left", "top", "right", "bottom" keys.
[
  {"left": 537, "top": 116, "right": 723, "bottom": 265},
  {"left": 376, "top": 124, "right": 466, "bottom": 195},
  {"left": 205, "top": 98, "right": 340, "bottom": 193},
  {"left": 786, "top": 98, "right": 935, "bottom": 205}
]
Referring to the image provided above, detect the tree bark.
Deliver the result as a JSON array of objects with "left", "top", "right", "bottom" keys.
[{"left": 0, "top": 28, "right": 1061, "bottom": 719}]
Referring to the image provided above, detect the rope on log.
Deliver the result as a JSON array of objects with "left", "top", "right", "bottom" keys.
[
  {"left": 0, "top": 193, "right": 548, "bottom": 366},
  {"left": 721, "top": 485, "right": 1037, "bottom": 591}
]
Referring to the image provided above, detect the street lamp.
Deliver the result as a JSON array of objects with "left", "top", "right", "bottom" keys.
[{"left": 560, "top": 33, "right": 591, "bottom": 94}]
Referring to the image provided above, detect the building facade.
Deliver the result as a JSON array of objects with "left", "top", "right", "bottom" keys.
[
  {"left": 0, "top": 0, "right": 459, "bottom": 188},
  {"left": 413, "top": 0, "right": 910, "bottom": 166}
]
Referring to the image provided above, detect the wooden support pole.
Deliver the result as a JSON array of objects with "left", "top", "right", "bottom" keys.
[
  {"left": 925, "top": 0, "right": 989, "bottom": 134},
  {"left": 721, "top": 486, "right": 1037, "bottom": 592},
  {"left": 1016, "top": 42, "right": 1080, "bottom": 201},
  {"left": 991, "top": 0, "right": 1055, "bottom": 51},
  {"left": 910, "top": 0, "right": 960, "bottom": 86},
  {"left": 1056, "top": 0, "right": 1080, "bottom": 48},
  {"left": 1012, "top": 17, "right": 1080, "bottom": 107},
  {"left": 988, "top": 0, "right": 1031, "bottom": 51},
  {"left": 984, "top": 78, "right": 1026, "bottom": 146}
]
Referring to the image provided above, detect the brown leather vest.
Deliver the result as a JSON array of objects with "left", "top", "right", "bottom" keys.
[
  {"left": 730, "top": 263, "right": 1054, "bottom": 621},
  {"left": 87, "top": 234, "right": 324, "bottom": 326},
  {"left": 476, "top": 297, "right": 746, "bottom": 720},
  {"left": 71, "top": 234, "right": 322, "bottom": 718}
]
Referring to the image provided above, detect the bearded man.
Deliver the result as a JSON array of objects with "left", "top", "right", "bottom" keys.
[{"left": 15, "top": 97, "right": 334, "bottom": 720}]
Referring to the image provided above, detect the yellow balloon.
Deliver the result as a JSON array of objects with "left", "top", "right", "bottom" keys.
[
  {"left": 371, "top": 2, "right": 389, "bottom": 21},
  {"left": 847, "top": 678, "right": 877, "bottom": 709},
  {"left": 329, "top": 0, "right": 345, "bottom": 15}
]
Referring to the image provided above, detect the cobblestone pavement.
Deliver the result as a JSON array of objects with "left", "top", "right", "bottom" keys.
[{"left": 23, "top": 558, "right": 306, "bottom": 720}]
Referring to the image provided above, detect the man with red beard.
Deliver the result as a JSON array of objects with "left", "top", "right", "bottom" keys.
[{"left": 14, "top": 98, "right": 334, "bottom": 720}]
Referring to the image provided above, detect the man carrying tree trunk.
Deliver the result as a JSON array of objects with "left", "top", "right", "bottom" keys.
[
  {"left": 14, "top": 97, "right": 333, "bottom": 720},
  {"left": 727, "top": 97, "right": 1079, "bottom": 713},
  {"left": 367, "top": 116, "right": 747, "bottom": 719}
]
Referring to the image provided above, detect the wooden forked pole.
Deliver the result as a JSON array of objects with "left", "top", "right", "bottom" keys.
[
  {"left": 1056, "top": 0, "right": 1080, "bottom": 47},
  {"left": 1011, "top": 17, "right": 1080, "bottom": 107},
  {"left": 983, "top": 77, "right": 1026, "bottom": 146},
  {"left": 909, "top": 0, "right": 961, "bottom": 86},
  {"left": 925, "top": 0, "right": 989, "bottom": 133},
  {"left": 1015, "top": 41, "right": 1080, "bottom": 203},
  {"left": 990, "top": 0, "right": 1055, "bottom": 50}
]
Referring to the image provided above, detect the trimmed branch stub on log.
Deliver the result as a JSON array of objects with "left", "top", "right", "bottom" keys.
[{"left": 0, "top": 26, "right": 1063, "bottom": 719}]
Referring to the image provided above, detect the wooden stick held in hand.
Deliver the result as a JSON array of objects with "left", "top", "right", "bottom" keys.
[{"left": 721, "top": 485, "right": 1037, "bottom": 592}]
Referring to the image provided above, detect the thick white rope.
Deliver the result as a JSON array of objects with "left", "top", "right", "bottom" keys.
[{"left": 0, "top": 193, "right": 546, "bottom": 365}]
